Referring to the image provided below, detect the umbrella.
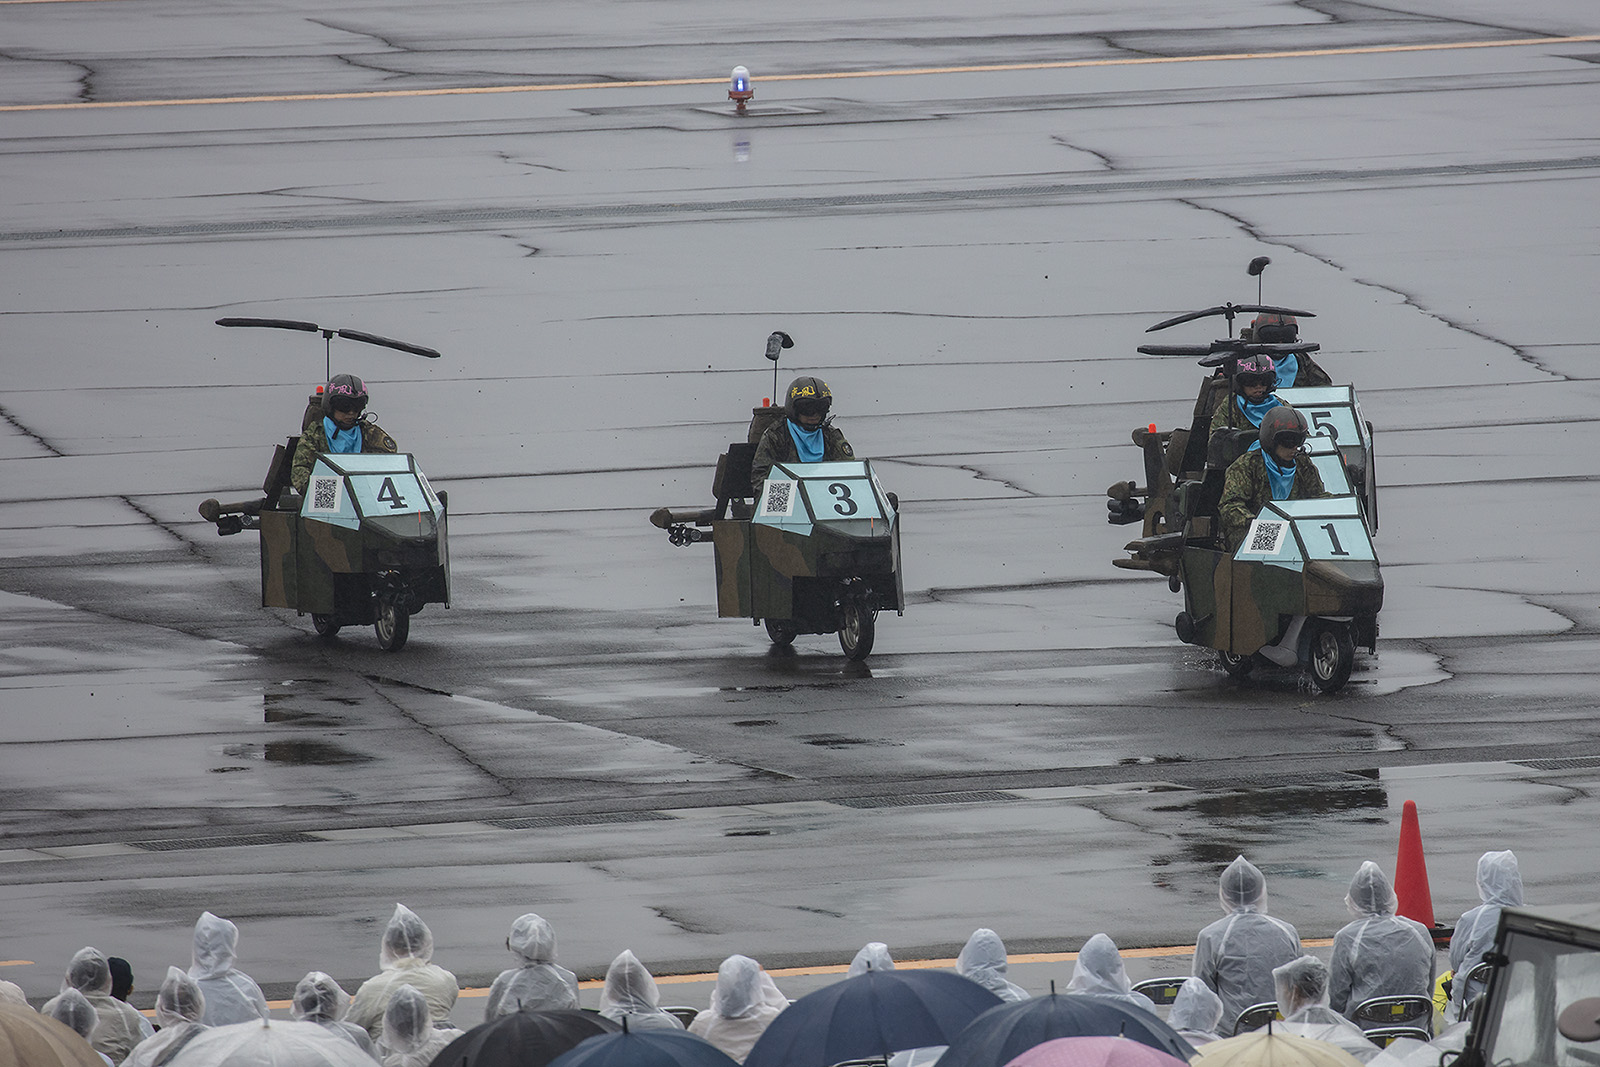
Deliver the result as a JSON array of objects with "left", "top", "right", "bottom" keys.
[
  {"left": 548, "top": 1027, "right": 742, "bottom": 1067},
  {"left": 0, "top": 1003, "right": 104, "bottom": 1067},
  {"left": 431, "top": 1008, "right": 621, "bottom": 1067},
  {"left": 744, "top": 968, "right": 1003, "bottom": 1067},
  {"left": 166, "top": 1018, "right": 379, "bottom": 1067},
  {"left": 938, "top": 993, "right": 1196, "bottom": 1067},
  {"left": 1190, "top": 1029, "right": 1365, "bottom": 1067},
  {"left": 1006, "top": 1037, "right": 1192, "bottom": 1067}
]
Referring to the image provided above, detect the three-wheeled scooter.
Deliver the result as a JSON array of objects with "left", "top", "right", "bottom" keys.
[
  {"left": 650, "top": 332, "right": 903, "bottom": 660},
  {"left": 1107, "top": 260, "right": 1382, "bottom": 691},
  {"left": 197, "top": 318, "right": 449, "bottom": 652}
]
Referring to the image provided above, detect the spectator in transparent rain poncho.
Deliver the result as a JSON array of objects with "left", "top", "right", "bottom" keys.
[
  {"left": 599, "top": 950, "right": 685, "bottom": 1031},
  {"left": 848, "top": 942, "right": 895, "bottom": 976},
  {"left": 484, "top": 913, "right": 581, "bottom": 1020},
  {"left": 0, "top": 980, "right": 28, "bottom": 1007},
  {"left": 1449, "top": 850, "right": 1523, "bottom": 1021},
  {"left": 46, "top": 988, "right": 114, "bottom": 1066},
  {"left": 1065, "top": 934, "right": 1157, "bottom": 1014},
  {"left": 1329, "top": 861, "right": 1435, "bottom": 1018},
  {"left": 688, "top": 955, "right": 790, "bottom": 1063},
  {"left": 348, "top": 904, "right": 460, "bottom": 1041},
  {"left": 1168, "top": 977, "right": 1226, "bottom": 1047},
  {"left": 956, "top": 929, "right": 1029, "bottom": 1002},
  {"left": 292, "top": 971, "right": 378, "bottom": 1057},
  {"left": 1193, "top": 856, "right": 1303, "bottom": 1035},
  {"left": 1275, "top": 956, "right": 1381, "bottom": 1064},
  {"left": 123, "top": 967, "right": 209, "bottom": 1067},
  {"left": 188, "top": 911, "right": 270, "bottom": 1026},
  {"left": 42, "top": 946, "right": 153, "bottom": 1063},
  {"left": 379, "top": 985, "right": 462, "bottom": 1067}
]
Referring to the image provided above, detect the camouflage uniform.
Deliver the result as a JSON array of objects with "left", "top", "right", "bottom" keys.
[
  {"left": 1286, "top": 352, "right": 1333, "bottom": 388},
  {"left": 290, "top": 419, "right": 397, "bottom": 494},
  {"left": 1219, "top": 450, "right": 1328, "bottom": 550},
  {"left": 750, "top": 422, "right": 853, "bottom": 485}
]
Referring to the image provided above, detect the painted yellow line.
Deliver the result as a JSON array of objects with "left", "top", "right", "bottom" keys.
[
  {"left": 2, "top": 35, "right": 1596, "bottom": 113},
  {"left": 0, "top": 960, "right": 33, "bottom": 967},
  {"left": 249, "top": 938, "right": 1340, "bottom": 1011}
]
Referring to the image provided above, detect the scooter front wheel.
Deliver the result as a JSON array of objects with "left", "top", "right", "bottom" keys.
[
  {"left": 1309, "top": 621, "right": 1354, "bottom": 693},
  {"left": 839, "top": 598, "right": 876, "bottom": 661},
  {"left": 764, "top": 619, "right": 797, "bottom": 648},
  {"left": 1218, "top": 650, "right": 1254, "bottom": 678},
  {"left": 375, "top": 598, "right": 410, "bottom": 652}
]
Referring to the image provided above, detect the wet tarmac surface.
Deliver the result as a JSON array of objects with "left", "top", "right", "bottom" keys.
[{"left": 3, "top": 0, "right": 1600, "bottom": 1010}]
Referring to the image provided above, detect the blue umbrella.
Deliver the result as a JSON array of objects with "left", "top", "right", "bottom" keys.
[
  {"left": 547, "top": 1028, "right": 742, "bottom": 1067},
  {"left": 937, "top": 994, "right": 1197, "bottom": 1067},
  {"left": 744, "top": 969, "right": 1003, "bottom": 1067}
]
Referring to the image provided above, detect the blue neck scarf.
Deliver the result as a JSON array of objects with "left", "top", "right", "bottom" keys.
[
  {"left": 1273, "top": 353, "right": 1301, "bottom": 388},
  {"left": 1263, "top": 452, "right": 1297, "bottom": 500},
  {"left": 787, "top": 420, "right": 825, "bottom": 463},
  {"left": 1237, "top": 394, "right": 1282, "bottom": 427},
  {"left": 323, "top": 416, "right": 363, "bottom": 454}
]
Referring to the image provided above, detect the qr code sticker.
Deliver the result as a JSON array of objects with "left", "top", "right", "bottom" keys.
[
  {"left": 1247, "top": 519, "right": 1287, "bottom": 554},
  {"left": 762, "top": 479, "right": 796, "bottom": 517},
  {"left": 309, "top": 475, "right": 342, "bottom": 513}
]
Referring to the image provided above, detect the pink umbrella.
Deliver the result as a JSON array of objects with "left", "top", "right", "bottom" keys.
[{"left": 1005, "top": 1036, "right": 1193, "bottom": 1067}]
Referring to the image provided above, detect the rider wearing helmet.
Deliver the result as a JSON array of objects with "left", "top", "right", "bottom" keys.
[
  {"left": 1243, "top": 313, "right": 1332, "bottom": 388},
  {"left": 1209, "top": 353, "right": 1283, "bottom": 454},
  {"left": 1218, "top": 405, "right": 1329, "bottom": 550},
  {"left": 290, "top": 373, "right": 398, "bottom": 494},
  {"left": 749, "top": 376, "right": 854, "bottom": 485}
]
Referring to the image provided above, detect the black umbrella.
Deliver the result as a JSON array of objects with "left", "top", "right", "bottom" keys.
[
  {"left": 937, "top": 994, "right": 1196, "bottom": 1067},
  {"left": 547, "top": 1027, "right": 741, "bottom": 1067},
  {"left": 744, "top": 969, "right": 1003, "bottom": 1067},
  {"left": 430, "top": 1008, "right": 620, "bottom": 1067}
]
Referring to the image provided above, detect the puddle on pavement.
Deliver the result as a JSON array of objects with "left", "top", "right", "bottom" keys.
[
  {"left": 215, "top": 740, "right": 374, "bottom": 766},
  {"left": 800, "top": 734, "right": 905, "bottom": 749}
]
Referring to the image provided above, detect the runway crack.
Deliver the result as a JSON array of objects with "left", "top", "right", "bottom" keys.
[
  {"left": 1179, "top": 199, "right": 1568, "bottom": 380},
  {"left": 0, "top": 403, "right": 65, "bottom": 457},
  {"left": 1050, "top": 134, "right": 1116, "bottom": 172}
]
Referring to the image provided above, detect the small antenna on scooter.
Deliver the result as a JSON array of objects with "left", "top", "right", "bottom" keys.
[
  {"left": 1248, "top": 256, "right": 1271, "bottom": 306},
  {"left": 764, "top": 331, "right": 794, "bottom": 405}
]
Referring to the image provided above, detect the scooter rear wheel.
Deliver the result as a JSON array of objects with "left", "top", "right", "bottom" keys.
[
  {"left": 839, "top": 599, "right": 876, "bottom": 661},
  {"left": 1309, "top": 621, "right": 1355, "bottom": 692},
  {"left": 375, "top": 598, "right": 410, "bottom": 652}
]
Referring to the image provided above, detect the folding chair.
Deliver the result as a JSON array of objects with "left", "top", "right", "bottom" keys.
[
  {"left": 1133, "top": 977, "right": 1192, "bottom": 1007},
  {"left": 1233, "top": 1002, "right": 1282, "bottom": 1034}
]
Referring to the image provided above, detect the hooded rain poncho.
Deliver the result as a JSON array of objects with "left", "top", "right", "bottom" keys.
[
  {"left": 41, "top": 946, "right": 153, "bottom": 1063},
  {"left": 188, "top": 911, "right": 271, "bottom": 1026},
  {"left": 1168, "top": 977, "right": 1225, "bottom": 1046},
  {"left": 956, "top": 930, "right": 1029, "bottom": 1002},
  {"left": 848, "top": 943, "right": 896, "bottom": 976},
  {"left": 1064, "top": 934, "right": 1157, "bottom": 1013},
  {"left": 348, "top": 904, "right": 461, "bottom": 1040},
  {"left": 1449, "top": 850, "right": 1523, "bottom": 1017},
  {"left": 1328, "top": 861, "right": 1436, "bottom": 1015},
  {"left": 484, "top": 913, "right": 581, "bottom": 1019},
  {"left": 1192, "top": 856, "right": 1303, "bottom": 1034},
  {"left": 380, "top": 985, "right": 462, "bottom": 1067},
  {"left": 1274, "top": 956, "right": 1382, "bottom": 1064},
  {"left": 599, "top": 950, "right": 685, "bottom": 1031},
  {"left": 292, "top": 971, "right": 377, "bottom": 1055},
  {"left": 688, "top": 955, "right": 789, "bottom": 1063},
  {"left": 124, "top": 967, "right": 210, "bottom": 1067}
]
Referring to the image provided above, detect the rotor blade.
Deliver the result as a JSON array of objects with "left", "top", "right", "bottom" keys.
[
  {"left": 1196, "top": 342, "right": 1320, "bottom": 367},
  {"left": 1137, "top": 344, "right": 1216, "bottom": 356},
  {"left": 215, "top": 317, "right": 320, "bottom": 332},
  {"left": 1144, "top": 303, "right": 1317, "bottom": 332},
  {"left": 334, "top": 328, "right": 442, "bottom": 359}
]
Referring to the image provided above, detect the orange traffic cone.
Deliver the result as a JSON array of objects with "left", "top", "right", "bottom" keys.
[{"left": 1394, "top": 799, "right": 1437, "bottom": 930}]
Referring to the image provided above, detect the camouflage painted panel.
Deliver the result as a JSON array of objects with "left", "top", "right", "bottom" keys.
[{"left": 712, "top": 520, "right": 752, "bottom": 618}]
